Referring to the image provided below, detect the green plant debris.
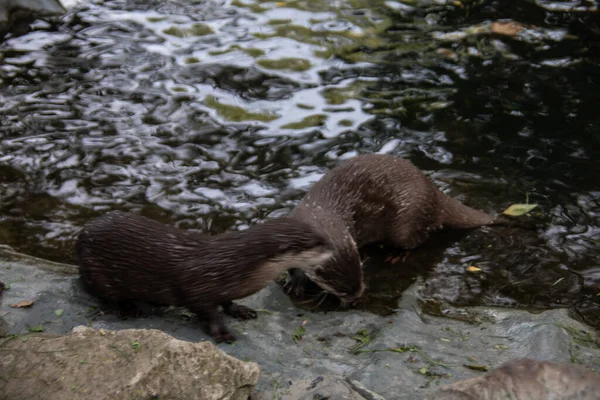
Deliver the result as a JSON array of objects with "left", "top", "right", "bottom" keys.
[
  {"left": 257, "top": 57, "right": 312, "bottom": 72},
  {"left": 147, "top": 16, "right": 167, "bottom": 23},
  {"left": 70, "top": 385, "right": 76, "bottom": 391},
  {"left": 204, "top": 95, "right": 279, "bottom": 122},
  {"left": 163, "top": 23, "right": 213, "bottom": 38},
  {"left": 54, "top": 309, "right": 64, "bottom": 317},
  {"left": 29, "top": 324, "right": 44, "bottom": 333},
  {"left": 502, "top": 203, "right": 538, "bottom": 216},
  {"left": 292, "top": 325, "right": 306, "bottom": 342},
  {"left": 131, "top": 340, "right": 141, "bottom": 353},
  {"left": 80, "top": 360, "right": 88, "bottom": 364},
  {"left": 349, "top": 328, "right": 371, "bottom": 354},
  {"left": 171, "top": 87, "right": 188, "bottom": 92},
  {"left": 439, "top": 338, "right": 451, "bottom": 342},
  {"left": 338, "top": 119, "right": 353, "bottom": 126},
  {"left": 184, "top": 57, "right": 200, "bottom": 64},
  {"left": 268, "top": 18, "right": 292, "bottom": 25},
  {"left": 209, "top": 45, "right": 265, "bottom": 57},
  {"left": 463, "top": 363, "right": 489, "bottom": 372},
  {"left": 282, "top": 114, "right": 327, "bottom": 129},
  {"left": 494, "top": 344, "right": 509, "bottom": 349},
  {"left": 296, "top": 103, "right": 315, "bottom": 110},
  {"left": 419, "top": 364, "right": 430, "bottom": 375}
]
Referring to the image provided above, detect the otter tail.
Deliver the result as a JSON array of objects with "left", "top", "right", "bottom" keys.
[{"left": 436, "top": 189, "right": 495, "bottom": 229}]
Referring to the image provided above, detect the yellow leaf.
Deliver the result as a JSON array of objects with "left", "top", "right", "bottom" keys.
[
  {"left": 10, "top": 300, "right": 34, "bottom": 308},
  {"left": 502, "top": 203, "right": 538, "bottom": 216},
  {"left": 275, "top": 1, "right": 286, "bottom": 6},
  {"left": 466, "top": 266, "right": 482, "bottom": 273}
]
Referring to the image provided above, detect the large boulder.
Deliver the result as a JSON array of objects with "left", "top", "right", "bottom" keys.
[{"left": 0, "top": 325, "right": 260, "bottom": 400}]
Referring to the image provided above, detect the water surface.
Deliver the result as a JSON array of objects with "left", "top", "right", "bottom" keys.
[{"left": 1, "top": 0, "right": 599, "bottom": 327}]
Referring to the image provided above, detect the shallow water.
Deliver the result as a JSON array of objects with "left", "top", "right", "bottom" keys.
[{"left": 1, "top": 0, "right": 599, "bottom": 327}]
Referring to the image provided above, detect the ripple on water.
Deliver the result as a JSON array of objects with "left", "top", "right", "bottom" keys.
[{"left": 0, "top": 0, "right": 599, "bottom": 326}]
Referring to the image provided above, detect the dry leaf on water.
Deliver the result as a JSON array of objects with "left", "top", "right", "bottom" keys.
[
  {"left": 10, "top": 300, "right": 34, "bottom": 308},
  {"left": 466, "top": 266, "right": 482, "bottom": 273},
  {"left": 491, "top": 21, "right": 525, "bottom": 37}
]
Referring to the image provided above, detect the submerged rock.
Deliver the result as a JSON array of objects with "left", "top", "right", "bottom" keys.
[
  {"left": 0, "top": 326, "right": 260, "bottom": 400},
  {"left": 0, "top": 0, "right": 66, "bottom": 36},
  {"left": 429, "top": 358, "right": 600, "bottom": 400}
]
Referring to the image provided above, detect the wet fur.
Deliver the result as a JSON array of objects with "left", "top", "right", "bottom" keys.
[
  {"left": 288, "top": 153, "right": 500, "bottom": 302},
  {"left": 76, "top": 211, "right": 332, "bottom": 343}
]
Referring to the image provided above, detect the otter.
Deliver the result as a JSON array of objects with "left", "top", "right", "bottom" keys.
[
  {"left": 76, "top": 211, "right": 333, "bottom": 343},
  {"left": 287, "top": 153, "right": 512, "bottom": 303}
]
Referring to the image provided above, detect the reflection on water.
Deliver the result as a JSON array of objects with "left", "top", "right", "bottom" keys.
[{"left": 0, "top": 0, "right": 599, "bottom": 327}]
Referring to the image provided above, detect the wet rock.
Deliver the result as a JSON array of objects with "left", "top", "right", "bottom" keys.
[
  {"left": 428, "top": 358, "right": 600, "bottom": 400},
  {"left": 0, "top": 325, "right": 260, "bottom": 400},
  {"left": 0, "top": 0, "right": 66, "bottom": 37},
  {"left": 2, "top": 247, "right": 600, "bottom": 399},
  {"left": 253, "top": 376, "right": 373, "bottom": 400}
]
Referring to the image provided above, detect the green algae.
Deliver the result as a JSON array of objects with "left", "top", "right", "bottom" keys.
[
  {"left": 163, "top": 23, "right": 213, "bottom": 38},
  {"left": 281, "top": 114, "right": 327, "bottom": 129},
  {"left": 204, "top": 96, "right": 279, "bottom": 122},
  {"left": 257, "top": 57, "right": 312, "bottom": 72},
  {"left": 209, "top": 45, "right": 265, "bottom": 57}
]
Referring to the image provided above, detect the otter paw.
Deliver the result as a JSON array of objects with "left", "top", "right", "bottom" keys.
[
  {"left": 224, "top": 303, "right": 258, "bottom": 320},
  {"left": 214, "top": 331, "right": 237, "bottom": 344}
]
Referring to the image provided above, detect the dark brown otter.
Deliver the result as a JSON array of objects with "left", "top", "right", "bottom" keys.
[
  {"left": 287, "top": 153, "right": 510, "bottom": 303},
  {"left": 76, "top": 211, "right": 333, "bottom": 343}
]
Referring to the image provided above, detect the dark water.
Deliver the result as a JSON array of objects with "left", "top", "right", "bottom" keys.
[{"left": 1, "top": 0, "right": 599, "bottom": 327}]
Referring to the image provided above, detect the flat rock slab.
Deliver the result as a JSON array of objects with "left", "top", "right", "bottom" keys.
[
  {"left": 0, "top": 325, "right": 259, "bottom": 400},
  {"left": 1, "top": 246, "right": 599, "bottom": 399}
]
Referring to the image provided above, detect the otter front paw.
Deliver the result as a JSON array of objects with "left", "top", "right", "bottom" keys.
[
  {"left": 222, "top": 302, "right": 258, "bottom": 320},
  {"left": 284, "top": 268, "right": 308, "bottom": 297}
]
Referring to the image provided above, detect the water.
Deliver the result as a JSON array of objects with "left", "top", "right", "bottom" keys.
[{"left": 1, "top": 0, "right": 599, "bottom": 327}]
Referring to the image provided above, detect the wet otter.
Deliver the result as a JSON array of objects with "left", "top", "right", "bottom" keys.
[
  {"left": 287, "top": 153, "right": 510, "bottom": 302},
  {"left": 76, "top": 211, "right": 333, "bottom": 343}
]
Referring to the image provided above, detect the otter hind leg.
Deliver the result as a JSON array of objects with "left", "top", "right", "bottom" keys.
[{"left": 221, "top": 301, "right": 257, "bottom": 320}]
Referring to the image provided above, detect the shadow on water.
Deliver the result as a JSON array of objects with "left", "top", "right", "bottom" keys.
[{"left": 0, "top": 0, "right": 599, "bottom": 327}]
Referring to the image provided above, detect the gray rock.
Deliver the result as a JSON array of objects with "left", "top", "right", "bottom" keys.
[
  {"left": 0, "top": 325, "right": 260, "bottom": 400},
  {"left": 428, "top": 358, "right": 600, "bottom": 400},
  {"left": 1, "top": 246, "right": 599, "bottom": 399},
  {"left": 0, "top": 0, "right": 66, "bottom": 36}
]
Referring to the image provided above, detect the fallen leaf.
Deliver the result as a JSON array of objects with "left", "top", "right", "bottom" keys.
[
  {"left": 463, "top": 363, "right": 488, "bottom": 372},
  {"left": 29, "top": 324, "right": 44, "bottom": 332},
  {"left": 419, "top": 365, "right": 430, "bottom": 375},
  {"left": 55, "top": 309, "right": 64, "bottom": 317},
  {"left": 503, "top": 203, "right": 538, "bottom": 216},
  {"left": 466, "top": 266, "right": 482, "bottom": 273},
  {"left": 275, "top": 1, "right": 286, "bottom": 6},
  {"left": 491, "top": 21, "right": 524, "bottom": 37},
  {"left": 495, "top": 344, "right": 509, "bottom": 349},
  {"left": 10, "top": 300, "right": 34, "bottom": 308}
]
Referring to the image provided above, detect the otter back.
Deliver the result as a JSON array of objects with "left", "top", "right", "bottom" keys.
[{"left": 76, "top": 211, "right": 333, "bottom": 342}]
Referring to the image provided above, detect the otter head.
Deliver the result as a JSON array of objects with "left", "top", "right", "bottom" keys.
[
  {"left": 302, "top": 243, "right": 365, "bottom": 304},
  {"left": 253, "top": 218, "right": 335, "bottom": 273}
]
